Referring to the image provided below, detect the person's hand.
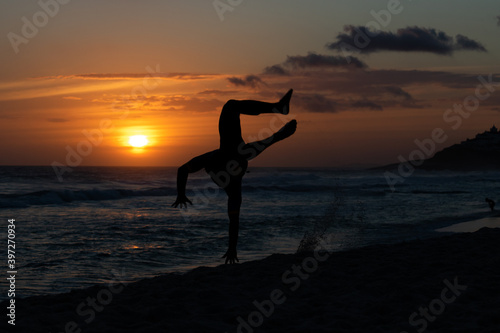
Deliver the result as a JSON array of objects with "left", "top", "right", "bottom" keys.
[
  {"left": 171, "top": 195, "right": 192, "bottom": 208},
  {"left": 222, "top": 247, "right": 239, "bottom": 264}
]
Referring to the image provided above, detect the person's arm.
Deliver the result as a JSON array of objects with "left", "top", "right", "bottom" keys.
[
  {"left": 172, "top": 164, "right": 192, "bottom": 208},
  {"left": 171, "top": 152, "right": 212, "bottom": 208}
]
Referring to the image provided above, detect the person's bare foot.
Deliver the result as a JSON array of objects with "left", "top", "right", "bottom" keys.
[
  {"left": 273, "top": 89, "right": 293, "bottom": 115},
  {"left": 275, "top": 119, "right": 297, "bottom": 141}
]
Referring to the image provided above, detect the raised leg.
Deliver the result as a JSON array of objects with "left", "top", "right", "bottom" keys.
[
  {"left": 218, "top": 90, "right": 293, "bottom": 151},
  {"left": 240, "top": 119, "right": 297, "bottom": 161}
]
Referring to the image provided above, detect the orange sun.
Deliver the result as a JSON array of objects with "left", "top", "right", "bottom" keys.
[{"left": 128, "top": 135, "right": 148, "bottom": 148}]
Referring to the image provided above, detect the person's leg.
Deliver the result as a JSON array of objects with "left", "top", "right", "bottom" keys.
[
  {"left": 226, "top": 89, "right": 293, "bottom": 116},
  {"left": 240, "top": 119, "right": 297, "bottom": 161},
  {"left": 218, "top": 100, "right": 244, "bottom": 151},
  {"left": 219, "top": 90, "right": 293, "bottom": 151},
  {"left": 222, "top": 179, "right": 243, "bottom": 264}
]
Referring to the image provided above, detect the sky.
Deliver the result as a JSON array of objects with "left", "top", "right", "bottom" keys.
[{"left": 1, "top": 0, "right": 499, "bottom": 168}]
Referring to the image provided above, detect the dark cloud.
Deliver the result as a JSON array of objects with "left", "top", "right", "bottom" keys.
[
  {"left": 264, "top": 69, "right": 478, "bottom": 111},
  {"left": 292, "top": 94, "right": 384, "bottom": 113},
  {"left": 351, "top": 100, "right": 383, "bottom": 111},
  {"left": 285, "top": 52, "right": 367, "bottom": 69},
  {"left": 327, "top": 26, "right": 487, "bottom": 55},
  {"left": 497, "top": 16, "right": 500, "bottom": 26},
  {"left": 226, "top": 75, "right": 265, "bottom": 88},
  {"left": 294, "top": 94, "right": 338, "bottom": 113},
  {"left": 455, "top": 34, "right": 487, "bottom": 51},
  {"left": 263, "top": 53, "right": 366, "bottom": 76},
  {"left": 384, "top": 86, "right": 425, "bottom": 109},
  {"left": 385, "top": 86, "right": 413, "bottom": 101},
  {"left": 263, "top": 65, "right": 290, "bottom": 76},
  {"left": 294, "top": 68, "right": 499, "bottom": 93}
]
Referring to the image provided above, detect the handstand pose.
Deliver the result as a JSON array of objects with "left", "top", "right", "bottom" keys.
[{"left": 172, "top": 89, "right": 297, "bottom": 264}]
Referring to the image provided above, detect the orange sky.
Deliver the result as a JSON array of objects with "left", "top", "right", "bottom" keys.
[{"left": 1, "top": 1, "right": 499, "bottom": 168}]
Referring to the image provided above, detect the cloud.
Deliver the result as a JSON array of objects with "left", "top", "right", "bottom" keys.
[
  {"left": 384, "top": 85, "right": 424, "bottom": 108},
  {"left": 327, "top": 26, "right": 487, "bottom": 55},
  {"left": 455, "top": 34, "right": 487, "bottom": 51},
  {"left": 261, "top": 68, "right": 481, "bottom": 111},
  {"left": 263, "top": 65, "right": 290, "bottom": 76},
  {"left": 197, "top": 89, "right": 238, "bottom": 96},
  {"left": 290, "top": 68, "right": 497, "bottom": 94},
  {"left": 38, "top": 73, "right": 220, "bottom": 81},
  {"left": 350, "top": 100, "right": 383, "bottom": 111},
  {"left": 293, "top": 93, "right": 384, "bottom": 113},
  {"left": 285, "top": 52, "right": 367, "bottom": 69},
  {"left": 161, "top": 96, "right": 224, "bottom": 113},
  {"left": 294, "top": 93, "right": 338, "bottom": 113},
  {"left": 385, "top": 86, "right": 413, "bottom": 101},
  {"left": 47, "top": 118, "right": 69, "bottom": 123},
  {"left": 497, "top": 16, "right": 500, "bottom": 26},
  {"left": 93, "top": 94, "right": 225, "bottom": 113},
  {"left": 263, "top": 52, "right": 367, "bottom": 76},
  {"left": 226, "top": 75, "right": 265, "bottom": 88}
]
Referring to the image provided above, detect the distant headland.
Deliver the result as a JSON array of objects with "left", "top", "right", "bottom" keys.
[
  {"left": 421, "top": 125, "right": 500, "bottom": 171},
  {"left": 378, "top": 126, "right": 500, "bottom": 171}
]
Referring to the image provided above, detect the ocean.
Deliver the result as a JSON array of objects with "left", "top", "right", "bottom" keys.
[{"left": 0, "top": 166, "right": 498, "bottom": 300}]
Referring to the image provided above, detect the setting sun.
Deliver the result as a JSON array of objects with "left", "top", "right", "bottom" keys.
[{"left": 128, "top": 135, "right": 149, "bottom": 148}]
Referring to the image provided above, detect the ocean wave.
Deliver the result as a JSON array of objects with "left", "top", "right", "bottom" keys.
[
  {"left": 243, "top": 184, "right": 335, "bottom": 193},
  {"left": 0, "top": 187, "right": 177, "bottom": 209},
  {"left": 19, "top": 260, "right": 61, "bottom": 269},
  {"left": 0, "top": 182, "right": 335, "bottom": 208},
  {"left": 411, "top": 190, "right": 470, "bottom": 195}
]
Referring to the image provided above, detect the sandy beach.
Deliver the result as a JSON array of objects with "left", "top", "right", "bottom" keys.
[
  {"left": 436, "top": 216, "right": 500, "bottom": 233},
  {"left": 3, "top": 227, "right": 500, "bottom": 333}
]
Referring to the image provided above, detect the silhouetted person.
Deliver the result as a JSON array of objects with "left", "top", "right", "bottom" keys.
[
  {"left": 172, "top": 90, "right": 297, "bottom": 264},
  {"left": 485, "top": 198, "right": 495, "bottom": 211}
]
